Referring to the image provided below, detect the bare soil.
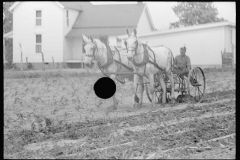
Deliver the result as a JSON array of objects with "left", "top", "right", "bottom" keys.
[{"left": 4, "top": 68, "right": 235, "bottom": 159}]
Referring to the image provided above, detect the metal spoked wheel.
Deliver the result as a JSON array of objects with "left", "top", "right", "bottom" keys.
[
  {"left": 145, "top": 73, "right": 163, "bottom": 104},
  {"left": 187, "top": 67, "right": 206, "bottom": 103}
]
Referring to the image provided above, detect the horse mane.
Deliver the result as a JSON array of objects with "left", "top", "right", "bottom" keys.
[
  {"left": 129, "top": 34, "right": 141, "bottom": 46},
  {"left": 94, "top": 39, "right": 106, "bottom": 49}
]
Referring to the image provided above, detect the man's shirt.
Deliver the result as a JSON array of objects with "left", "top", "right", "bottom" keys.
[{"left": 174, "top": 54, "right": 191, "bottom": 70}]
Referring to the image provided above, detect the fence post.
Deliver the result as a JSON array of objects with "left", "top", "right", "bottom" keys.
[
  {"left": 52, "top": 56, "right": 54, "bottom": 69},
  {"left": 26, "top": 57, "right": 28, "bottom": 69},
  {"left": 41, "top": 51, "right": 45, "bottom": 71},
  {"left": 221, "top": 50, "right": 222, "bottom": 68},
  {"left": 18, "top": 43, "right": 23, "bottom": 74},
  {"left": 231, "top": 45, "right": 234, "bottom": 68}
]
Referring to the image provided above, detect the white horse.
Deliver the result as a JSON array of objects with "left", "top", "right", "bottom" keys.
[
  {"left": 82, "top": 35, "right": 140, "bottom": 110},
  {"left": 124, "top": 28, "right": 176, "bottom": 108}
]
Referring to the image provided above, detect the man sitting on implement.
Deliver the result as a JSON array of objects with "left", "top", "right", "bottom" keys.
[
  {"left": 173, "top": 45, "right": 199, "bottom": 86},
  {"left": 173, "top": 46, "right": 191, "bottom": 76}
]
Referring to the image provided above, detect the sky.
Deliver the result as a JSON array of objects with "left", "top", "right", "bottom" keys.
[{"left": 91, "top": 2, "right": 236, "bottom": 30}]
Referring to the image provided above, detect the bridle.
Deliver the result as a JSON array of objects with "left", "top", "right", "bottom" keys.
[
  {"left": 84, "top": 40, "right": 112, "bottom": 68},
  {"left": 84, "top": 42, "right": 98, "bottom": 59},
  {"left": 124, "top": 36, "right": 142, "bottom": 56},
  {"left": 124, "top": 36, "right": 140, "bottom": 54}
]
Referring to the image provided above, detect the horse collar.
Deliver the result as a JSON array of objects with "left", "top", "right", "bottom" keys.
[
  {"left": 132, "top": 43, "right": 149, "bottom": 67},
  {"left": 98, "top": 44, "right": 113, "bottom": 69},
  {"left": 86, "top": 42, "right": 98, "bottom": 58}
]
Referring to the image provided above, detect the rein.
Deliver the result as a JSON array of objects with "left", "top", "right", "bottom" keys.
[
  {"left": 124, "top": 36, "right": 149, "bottom": 67},
  {"left": 99, "top": 44, "right": 114, "bottom": 69},
  {"left": 87, "top": 41, "right": 134, "bottom": 84},
  {"left": 114, "top": 46, "right": 134, "bottom": 72},
  {"left": 85, "top": 41, "right": 113, "bottom": 69},
  {"left": 85, "top": 42, "right": 98, "bottom": 58},
  {"left": 126, "top": 38, "right": 167, "bottom": 74},
  {"left": 131, "top": 43, "right": 149, "bottom": 67}
]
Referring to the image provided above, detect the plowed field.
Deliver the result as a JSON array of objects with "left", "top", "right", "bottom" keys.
[{"left": 4, "top": 68, "right": 235, "bottom": 159}]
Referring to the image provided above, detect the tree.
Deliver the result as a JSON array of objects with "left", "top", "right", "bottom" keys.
[
  {"left": 3, "top": 2, "right": 14, "bottom": 63},
  {"left": 170, "top": 2, "right": 226, "bottom": 29},
  {"left": 3, "top": 2, "right": 13, "bottom": 33}
]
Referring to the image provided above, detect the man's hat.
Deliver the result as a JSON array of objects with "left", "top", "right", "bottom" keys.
[{"left": 180, "top": 45, "right": 186, "bottom": 51}]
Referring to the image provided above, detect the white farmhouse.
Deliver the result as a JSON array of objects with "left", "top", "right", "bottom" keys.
[{"left": 4, "top": 1, "right": 155, "bottom": 69}]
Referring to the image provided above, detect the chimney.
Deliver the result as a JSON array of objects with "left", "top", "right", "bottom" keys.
[{"left": 138, "top": 1, "right": 143, "bottom": 4}]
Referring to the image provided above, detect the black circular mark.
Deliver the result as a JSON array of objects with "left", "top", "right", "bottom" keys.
[{"left": 94, "top": 77, "right": 116, "bottom": 99}]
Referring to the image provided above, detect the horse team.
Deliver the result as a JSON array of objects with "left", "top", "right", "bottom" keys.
[{"left": 83, "top": 28, "right": 176, "bottom": 110}]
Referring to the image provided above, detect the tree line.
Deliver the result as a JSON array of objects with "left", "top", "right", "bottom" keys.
[{"left": 169, "top": 2, "right": 226, "bottom": 29}]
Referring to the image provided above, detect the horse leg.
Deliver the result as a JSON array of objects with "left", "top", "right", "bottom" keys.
[
  {"left": 139, "top": 76, "right": 144, "bottom": 107},
  {"left": 168, "top": 73, "right": 176, "bottom": 103},
  {"left": 109, "top": 75, "right": 118, "bottom": 110},
  {"left": 159, "top": 75, "right": 167, "bottom": 104},
  {"left": 133, "top": 74, "right": 140, "bottom": 108},
  {"left": 149, "top": 74, "right": 156, "bottom": 108},
  {"left": 111, "top": 94, "right": 118, "bottom": 110}
]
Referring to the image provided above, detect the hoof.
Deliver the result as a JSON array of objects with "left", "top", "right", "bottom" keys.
[
  {"left": 170, "top": 103, "right": 176, "bottom": 107},
  {"left": 134, "top": 95, "right": 139, "bottom": 103},
  {"left": 170, "top": 99, "right": 176, "bottom": 104},
  {"left": 151, "top": 106, "right": 157, "bottom": 111},
  {"left": 133, "top": 103, "right": 141, "bottom": 109}
]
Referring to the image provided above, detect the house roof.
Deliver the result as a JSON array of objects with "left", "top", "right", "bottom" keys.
[
  {"left": 66, "top": 27, "right": 136, "bottom": 37},
  {"left": 67, "top": 3, "right": 155, "bottom": 36},
  {"left": 58, "top": 2, "right": 83, "bottom": 11},
  {"left": 9, "top": 1, "right": 83, "bottom": 11},
  {"left": 73, "top": 3, "right": 146, "bottom": 28},
  {"left": 8, "top": 2, "right": 156, "bottom": 36},
  {"left": 118, "top": 21, "right": 236, "bottom": 39}
]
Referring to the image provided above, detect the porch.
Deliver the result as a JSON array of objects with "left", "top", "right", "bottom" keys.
[{"left": 65, "top": 60, "right": 85, "bottom": 69}]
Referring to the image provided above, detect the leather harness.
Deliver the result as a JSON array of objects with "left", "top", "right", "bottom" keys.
[
  {"left": 124, "top": 37, "right": 167, "bottom": 76},
  {"left": 85, "top": 41, "right": 134, "bottom": 84}
]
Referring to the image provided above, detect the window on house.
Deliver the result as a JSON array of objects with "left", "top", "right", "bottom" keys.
[
  {"left": 36, "top": 34, "right": 42, "bottom": 53},
  {"left": 36, "top": 10, "right": 42, "bottom": 26},
  {"left": 117, "top": 38, "right": 122, "bottom": 48},
  {"left": 66, "top": 10, "right": 69, "bottom": 26}
]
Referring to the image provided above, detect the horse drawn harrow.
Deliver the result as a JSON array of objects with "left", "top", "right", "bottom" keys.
[
  {"left": 145, "top": 67, "right": 206, "bottom": 103},
  {"left": 82, "top": 34, "right": 206, "bottom": 105},
  {"left": 102, "top": 66, "right": 206, "bottom": 104}
]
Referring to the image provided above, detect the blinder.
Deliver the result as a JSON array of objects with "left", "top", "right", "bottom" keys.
[
  {"left": 85, "top": 42, "right": 98, "bottom": 58},
  {"left": 125, "top": 36, "right": 139, "bottom": 55}
]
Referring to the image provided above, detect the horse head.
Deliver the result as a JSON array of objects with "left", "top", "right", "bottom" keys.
[
  {"left": 82, "top": 35, "right": 97, "bottom": 68},
  {"left": 125, "top": 28, "right": 140, "bottom": 61}
]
